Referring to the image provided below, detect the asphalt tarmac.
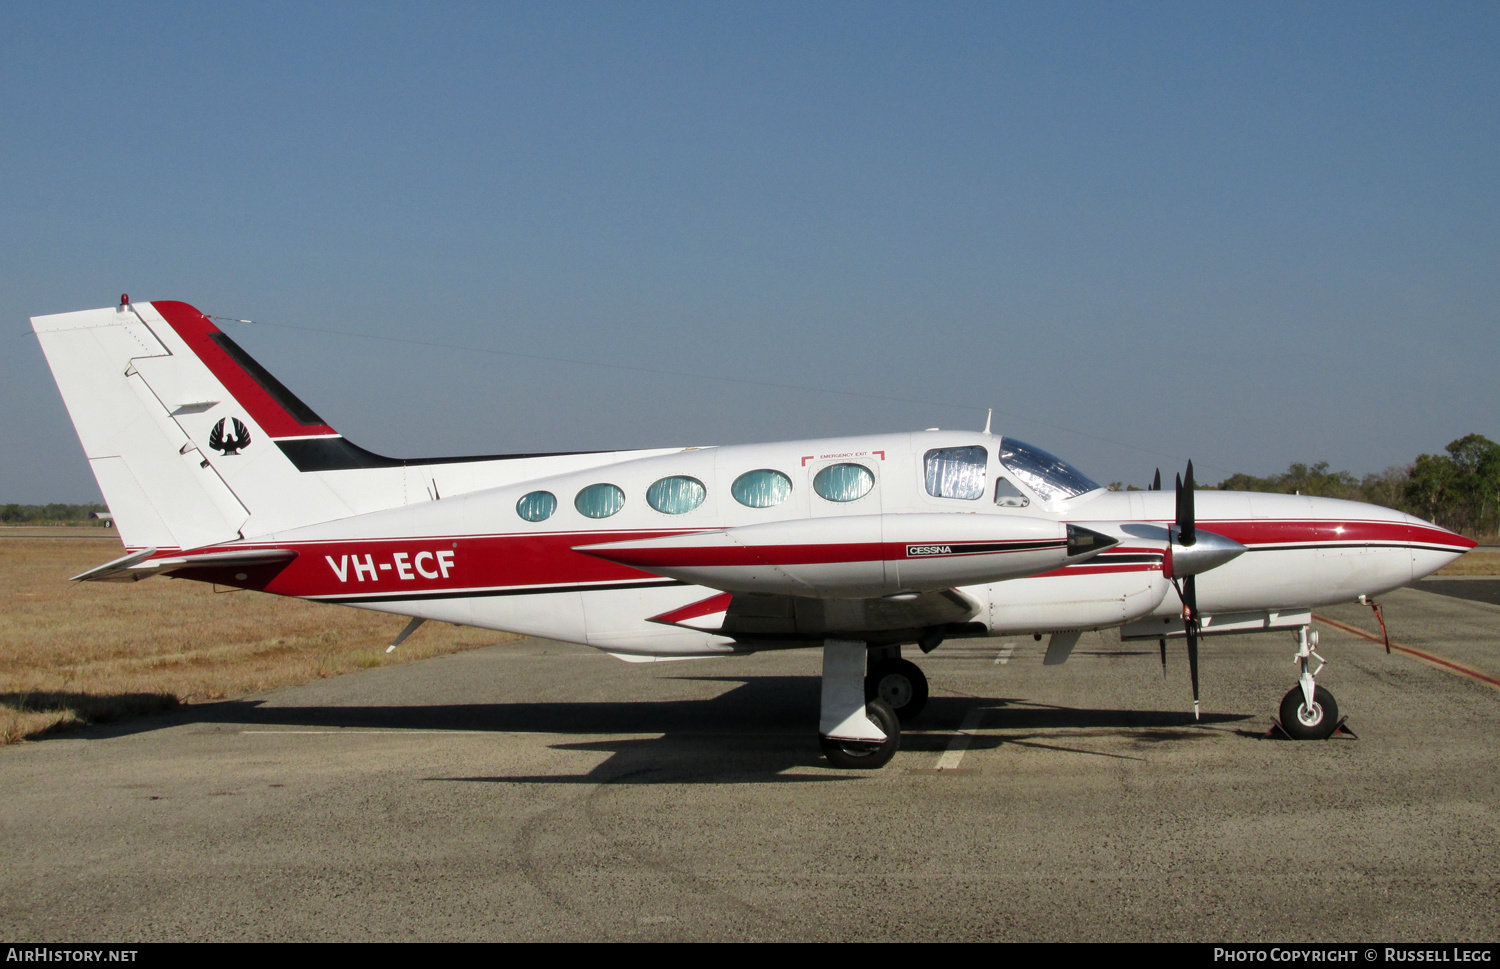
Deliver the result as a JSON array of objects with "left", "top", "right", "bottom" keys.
[
  {"left": 1419, "top": 576, "right": 1500, "bottom": 607},
  {"left": 2, "top": 586, "right": 1496, "bottom": 942}
]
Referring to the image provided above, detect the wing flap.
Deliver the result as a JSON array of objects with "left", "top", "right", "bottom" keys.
[{"left": 648, "top": 588, "right": 980, "bottom": 638}]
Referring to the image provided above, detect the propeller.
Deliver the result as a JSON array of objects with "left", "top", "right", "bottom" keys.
[
  {"left": 1174, "top": 462, "right": 1202, "bottom": 720},
  {"left": 1157, "top": 461, "right": 1248, "bottom": 715},
  {"left": 1152, "top": 466, "right": 1165, "bottom": 674}
]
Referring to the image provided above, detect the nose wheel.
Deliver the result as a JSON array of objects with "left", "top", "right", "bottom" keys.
[
  {"left": 865, "top": 657, "right": 929, "bottom": 722},
  {"left": 1274, "top": 626, "right": 1342, "bottom": 740},
  {"left": 1279, "top": 685, "right": 1339, "bottom": 740}
]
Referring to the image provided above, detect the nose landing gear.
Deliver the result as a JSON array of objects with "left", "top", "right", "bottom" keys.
[{"left": 1272, "top": 626, "right": 1350, "bottom": 740}]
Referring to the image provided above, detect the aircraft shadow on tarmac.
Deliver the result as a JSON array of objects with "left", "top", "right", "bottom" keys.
[{"left": 75, "top": 675, "right": 1251, "bottom": 784}]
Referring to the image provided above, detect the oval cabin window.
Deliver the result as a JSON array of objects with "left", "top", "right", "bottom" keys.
[
  {"left": 813, "top": 463, "right": 874, "bottom": 503},
  {"left": 731, "top": 469, "right": 792, "bottom": 508},
  {"left": 646, "top": 475, "right": 707, "bottom": 515},
  {"left": 574, "top": 483, "right": 625, "bottom": 519},
  {"left": 515, "top": 490, "right": 557, "bottom": 522}
]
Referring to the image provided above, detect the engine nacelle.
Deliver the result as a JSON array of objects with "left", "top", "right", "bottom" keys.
[{"left": 576, "top": 513, "right": 1116, "bottom": 598}]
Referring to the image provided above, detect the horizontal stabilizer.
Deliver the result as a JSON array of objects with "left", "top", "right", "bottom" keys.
[{"left": 73, "top": 547, "right": 298, "bottom": 583}]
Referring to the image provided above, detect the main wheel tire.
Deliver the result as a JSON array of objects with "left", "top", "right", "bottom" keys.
[
  {"left": 865, "top": 658, "right": 929, "bottom": 722},
  {"left": 819, "top": 698, "right": 900, "bottom": 769},
  {"left": 1279, "top": 685, "right": 1339, "bottom": 740}
]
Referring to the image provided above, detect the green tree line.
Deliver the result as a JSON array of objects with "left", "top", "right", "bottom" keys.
[
  {"left": 1209, "top": 433, "right": 1500, "bottom": 537},
  {"left": 0, "top": 503, "right": 109, "bottom": 525}
]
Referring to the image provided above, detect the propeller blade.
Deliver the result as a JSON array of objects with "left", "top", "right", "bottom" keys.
[
  {"left": 1175, "top": 464, "right": 1197, "bottom": 547},
  {"left": 1158, "top": 637, "right": 1167, "bottom": 678},
  {"left": 1171, "top": 460, "right": 1202, "bottom": 717},
  {"left": 1184, "top": 574, "right": 1201, "bottom": 720},
  {"left": 1151, "top": 468, "right": 1161, "bottom": 491}
]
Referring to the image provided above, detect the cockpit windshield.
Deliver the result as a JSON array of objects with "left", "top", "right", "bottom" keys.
[{"left": 998, "top": 438, "right": 1101, "bottom": 501}]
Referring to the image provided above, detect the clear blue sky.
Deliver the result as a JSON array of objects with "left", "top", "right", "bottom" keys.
[{"left": 3, "top": 2, "right": 1496, "bottom": 502}]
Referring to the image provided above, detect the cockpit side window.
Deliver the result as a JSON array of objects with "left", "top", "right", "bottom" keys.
[
  {"left": 994, "top": 477, "right": 1029, "bottom": 507},
  {"left": 924, "top": 446, "right": 987, "bottom": 500}
]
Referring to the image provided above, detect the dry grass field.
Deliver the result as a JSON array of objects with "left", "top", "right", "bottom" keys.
[
  {"left": 1436, "top": 546, "right": 1500, "bottom": 575},
  {"left": 0, "top": 534, "right": 515, "bottom": 744}
]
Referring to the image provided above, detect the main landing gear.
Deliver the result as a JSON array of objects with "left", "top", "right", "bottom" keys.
[
  {"left": 818, "top": 642, "right": 931, "bottom": 769},
  {"left": 1276, "top": 625, "right": 1341, "bottom": 740},
  {"left": 865, "top": 647, "right": 929, "bottom": 722}
]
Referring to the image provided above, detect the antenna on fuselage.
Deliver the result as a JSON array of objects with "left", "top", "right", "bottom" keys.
[{"left": 983, "top": 408, "right": 993, "bottom": 434}]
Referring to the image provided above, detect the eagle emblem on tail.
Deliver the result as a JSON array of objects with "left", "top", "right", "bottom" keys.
[{"left": 208, "top": 417, "right": 251, "bottom": 455}]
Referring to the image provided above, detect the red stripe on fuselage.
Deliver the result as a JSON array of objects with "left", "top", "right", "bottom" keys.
[
  {"left": 172, "top": 530, "right": 689, "bottom": 598},
  {"left": 1200, "top": 518, "right": 1473, "bottom": 550},
  {"left": 1071, "top": 518, "right": 1474, "bottom": 552}
]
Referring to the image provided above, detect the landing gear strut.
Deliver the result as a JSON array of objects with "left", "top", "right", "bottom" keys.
[
  {"left": 1277, "top": 626, "right": 1340, "bottom": 740},
  {"left": 818, "top": 640, "right": 902, "bottom": 769}
]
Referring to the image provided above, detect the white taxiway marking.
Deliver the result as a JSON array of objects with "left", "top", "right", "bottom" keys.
[
  {"left": 934, "top": 708, "right": 986, "bottom": 771},
  {"left": 993, "top": 644, "right": 1014, "bottom": 665}
]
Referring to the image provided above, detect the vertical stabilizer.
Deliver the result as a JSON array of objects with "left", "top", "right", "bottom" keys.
[
  {"left": 31, "top": 300, "right": 360, "bottom": 548},
  {"left": 33, "top": 298, "right": 627, "bottom": 549}
]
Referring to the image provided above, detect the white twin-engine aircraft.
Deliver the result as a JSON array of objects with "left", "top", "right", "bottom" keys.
[{"left": 32, "top": 298, "right": 1475, "bottom": 768}]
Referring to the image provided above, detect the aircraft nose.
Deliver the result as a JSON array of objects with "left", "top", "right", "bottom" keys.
[{"left": 1304, "top": 495, "right": 1477, "bottom": 582}]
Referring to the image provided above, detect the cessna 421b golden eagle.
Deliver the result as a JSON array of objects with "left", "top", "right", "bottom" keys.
[{"left": 31, "top": 298, "right": 1475, "bottom": 768}]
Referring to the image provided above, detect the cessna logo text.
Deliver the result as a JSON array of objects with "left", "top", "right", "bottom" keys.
[
  {"left": 325, "top": 551, "right": 455, "bottom": 582},
  {"left": 907, "top": 545, "right": 953, "bottom": 556}
]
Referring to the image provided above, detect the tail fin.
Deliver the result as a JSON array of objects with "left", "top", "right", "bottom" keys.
[
  {"left": 34, "top": 298, "right": 624, "bottom": 551},
  {"left": 32, "top": 299, "right": 365, "bottom": 550}
]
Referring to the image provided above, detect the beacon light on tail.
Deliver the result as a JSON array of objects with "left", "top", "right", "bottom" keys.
[{"left": 29, "top": 298, "right": 1478, "bottom": 769}]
